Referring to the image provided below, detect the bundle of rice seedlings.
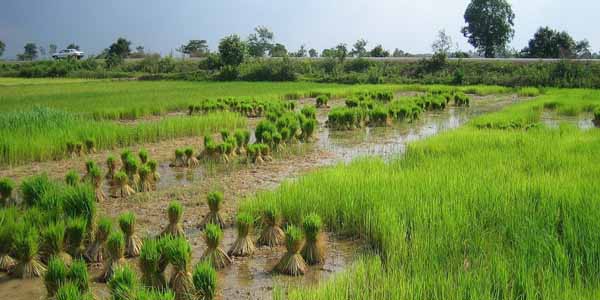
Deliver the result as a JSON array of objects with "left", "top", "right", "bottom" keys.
[
  {"left": 172, "top": 148, "right": 186, "bottom": 167},
  {"left": 124, "top": 157, "right": 140, "bottom": 188},
  {"left": 200, "top": 224, "right": 231, "bottom": 269},
  {"left": 40, "top": 222, "right": 72, "bottom": 265},
  {"left": 75, "top": 142, "right": 83, "bottom": 157},
  {"left": 192, "top": 261, "right": 217, "bottom": 300},
  {"left": 216, "top": 143, "right": 231, "bottom": 163},
  {"left": 115, "top": 171, "right": 135, "bottom": 198},
  {"left": 108, "top": 264, "right": 138, "bottom": 300},
  {"left": 82, "top": 160, "right": 97, "bottom": 183},
  {"left": 147, "top": 159, "right": 161, "bottom": 184},
  {"left": 234, "top": 129, "right": 250, "bottom": 155},
  {"left": 55, "top": 282, "right": 89, "bottom": 300},
  {"left": 0, "top": 177, "right": 15, "bottom": 206},
  {"left": 66, "top": 141, "right": 76, "bottom": 158},
  {"left": 301, "top": 213, "right": 326, "bottom": 265},
  {"left": 315, "top": 94, "right": 330, "bottom": 108},
  {"left": 184, "top": 147, "right": 199, "bottom": 167},
  {"left": 247, "top": 144, "right": 265, "bottom": 164},
  {"left": 106, "top": 156, "right": 117, "bottom": 181},
  {"left": 67, "top": 259, "right": 89, "bottom": 293},
  {"left": 0, "top": 213, "right": 16, "bottom": 271},
  {"left": 138, "top": 165, "right": 152, "bottom": 192},
  {"left": 11, "top": 225, "right": 46, "bottom": 278},
  {"left": 300, "top": 118, "right": 317, "bottom": 142},
  {"left": 200, "top": 191, "right": 225, "bottom": 229},
  {"left": 201, "top": 136, "right": 218, "bottom": 159},
  {"left": 161, "top": 201, "right": 185, "bottom": 238},
  {"left": 257, "top": 206, "right": 285, "bottom": 247},
  {"left": 119, "top": 212, "right": 142, "bottom": 258},
  {"left": 84, "top": 138, "right": 96, "bottom": 154},
  {"left": 90, "top": 166, "right": 106, "bottom": 202},
  {"left": 85, "top": 217, "right": 112, "bottom": 263},
  {"left": 259, "top": 144, "right": 273, "bottom": 162},
  {"left": 63, "top": 184, "right": 97, "bottom": 238},
  {"left": 100, "top": 231, "right": 126, "bottom": 282},
  {"left": 138, "top": 148, "right": 149, "bottom": 164},
  {"left": 139, "top": 238, "right": 167, "bottom": 290},
  {"left": 166, "top": 237, "right": 194, "bottom": 300},
  {"left": 225, "top": 136, "right": 238, "bottom": 158},
  {"left": 120, "top": 150, "right": 132, "bottom": 166},
  {"left": 134, "top": 288, "right": 176, "bottom": 300},
  {"left": 274, "top": 225, "right": 307, "bottom": 276},
  {"left": 220, "top": 130, "right": 230, "bottom": 141},
  {"left": 228, "top": 213, "right": 256, "bottom": 257},
  {"left": 65, "top": 170, "right": 80, "bottom": 187},
  {"left": 44, "top": 256, "right": 68, "bottom": 297},
  {"left": 65, "top": 217, "right": 87, "bottom": 258}
]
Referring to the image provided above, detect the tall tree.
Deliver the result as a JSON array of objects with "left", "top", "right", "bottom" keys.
[
  {"left": 335, "top": 43, "right": 348, "bottom": 62},
  {"left": 179, "top": 40, "right": 209, "bottom": 57},
  {"left": 108, "top": 38, "right": 131, "bottom": 58},
  {"left": 370, "top": 45, "right": 390, "bottom": 57},
  {"left": 269, "top": 43, "right": 288, "bottom": 57},
  {"left": 432, "top": 30, "right": 453, "bottom": 55},
  {"left": 247, "top": 26, "right": 274, "bottom": 57},
  {"left": 308, "top": 48, "right": 318, "bottom": 58},
  {"left": 219, "top": 34, "right": 246, "bottom": 66},
  {"left": 292, "top": 45, "right": 307, "bottom": 57},
  {"left": 351, "top": 39, "right": 368, "bottom": 57},
  {"left": 0, "top": 40, "right": 5, "bottom": 58},
  {"left": 575, "top": 40, "right": 592, "bottom": 59},
  {"left": 20, "top": 43, "right": 38, "bottom": 61},
  {"left": 521, "top": 27, "right": 576, "bottom": 58},
  {"left": 67, "top": 43, "right": 80, "bottom": 50},
  {"left": 39, "top": 46, "right": 47, "bottom": 58},
  {"left": 461, "top": 0, "right": 515, "bottom": 58}
]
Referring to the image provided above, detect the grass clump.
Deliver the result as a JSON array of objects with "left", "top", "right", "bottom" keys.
[
  {"left": 0, "top": 177, "right": 15, "bottom": 206},
  {"left": 139, "top": 238, "right": 168, "bottom": 290},
  {"left": 84, "top": 217, "right": 112, "bottom": 263},
  {"left": 166, "top": 237, "right": 195, "bottom": 300},
  {"left": 228, "top": 213, "right": 256, "bottom": 257},
  {"left": 301, "top": 213, "right": 326, "bottom": 265},
  {"left": 200, "top": 191, "right": 225, "bottom": 229},
  {"left": 192, "top": 261, "right": 217, "bottom": 300},
  {"left": 119, "top": 212, "right": 142, "bottom": 257},
  {"left": 162, "top": 201, "right": 185, "bottom": 237},
  {"left": 201, "top": 224, "right": 232, "bottom": 269},
  {"left": 257, "top": 206, "right": 285, "bottom": 247},
  {"left": 100, "top": 231, "right": 126, "bottom": 282},
  {"left": 11, "top": 224, "right": 46, "bottom": 278},
  {"left": 274, "top": 225, "right": 307, "bottom": 276}
]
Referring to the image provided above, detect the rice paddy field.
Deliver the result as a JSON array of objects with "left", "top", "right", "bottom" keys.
[{"left": 0, "top": 78, "right": 598, "bottom": 300}]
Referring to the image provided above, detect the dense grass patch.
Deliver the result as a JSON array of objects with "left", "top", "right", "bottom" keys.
[
  {"left": 242, "top": 120, "right": 600, "bottom": 298},
  {"left": 0, "top": 107, "right": 245, "bottom": 166}
]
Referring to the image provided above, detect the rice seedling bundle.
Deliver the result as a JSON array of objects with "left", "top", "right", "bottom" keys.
[
  {"left": 138, "top": 165, "right": 152, "bottom": 192},
  {"left": 124, "top": 156, "right": 140, "bottom": 188},
  {"left": 234, "top": 129, "right": 251, "bottom": 155},
  {"left": 173, "top": 148, "right": 186, "bottom": 167},
  {"left": 135, "top": 289, "right": 176, "bottom": 300},
  {"left": 0, "top": 210, "right": 16, "bottom": 271},
  {"left": 65, "top": 170, "right": 80, "bottom": 187},
  {"left": 82, "top": 160, "right": 97, "bottom": 183},
  {"left": 67, "top": 259, "right": 90, "bottom": 292},
  {"left": 20, "top": 173, "right": 55, "bottom": 207},
  {"left": 119, "top": 212, "right": 142, "bottom": 257},
  {"left": 228, "top": 213, "right": 256, "bottom": 257},
  {"left": 192, "top": 261, "right": 217, "bottom": 300},
  {"left": 161, "top": 201, "right": 185, "bottom": 238},
  {"left": 139, "top": 238, "right": 167, "bottom": 290},
  {"left": 84, "top": 138, "right": 96, "bottom": 154},
  {"left": 90, "top": 166, "right": 106, "bottom": 202},
  {"left": 166, "top": 237, "right": 195, "bottom": 300},
  {"left": 258, "top": 206, "right": 285, "bottom": 247},
  {"left": 0, "top": 177, "right": 15, "bottom": 206},
  {"left": 85, "top": 216, "right": 112, "bottom": 263},
  {"left": 44, "top": 256, "right": 68, "bottom": 297},
  {"left": 138, "top": 148, "right": 149, "bottom": 164},
  {"left": 147, "top": 159, "right": 160, "bottom": 183},
  {"left": 40, "top": 222, "right": 72, "bottom": 264},
  {"left": 200, "top": 224, "right": 232, "bottom": 269},
  {"left": 11, "top": 223, "right": 46, "bottom": 278},
  {"left": 453, "top": 92, "right": 470, "bottom": 106},
  {"left": 106, "top": 155, "right": 117, "bottom": 181},
  {"left": 200, "top": 191, "right": 225, "bottom": 229},
  {"left": 184, "top": 147, "right": 199, "bottom": 167},
  {"left": 55, "top": 282, "right": 90, "bottom": 300},
  {"left": 301, "top": 106, "right": 317, "bottom": 119},
  {"left": 301, "top": 213, "right": 326, "bottom": 265},
  {"left": 65, "top": 217, "right": 87, "bottom": 258},
  {"left": 274, "top": 225, "right": 307, "bottom": 276},
  {"left": 100, "top": 231, "right": 126, "bottom": 282},
  {"left": 62, "top": 184, "right": 96, "bottom": 235},
  {"left": 316, "top": 94, "right": 330, "bottom": 108},
  {"left": 108, "top": 264, "right": 138, "bottom": 300},
  {"left": 115, "top": 171, "right": 135, "bottom": 197}
]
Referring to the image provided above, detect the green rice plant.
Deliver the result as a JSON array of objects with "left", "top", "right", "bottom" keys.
[
  {"left": 147, "top": 159, "right": 160, "bottom": 183},
  {"left": 106, "top": 155, "right": 117, "bottom": 181},
  {"left": 134, "top": 289, "right": 176, "bottom": 300},
  {"left": 161, "top": 201, "right": 185, "bottom": 237},
  {"left": 274, "top": 225, "right": 307, "bottom": 276},
  {"left": 138, "top": 148, "right": 149, "bottom": 164},
  {"left": 84, "top": 216, "right": 112, "bottom": 263},
  {"left": 518, "top": 87, "right": 541, "bottom": 97},
  {"left": 114, "top": 171, "right": 135, "bottom": 197},
  {"left": 44, "top": 256, "right": 68, "bottom": 297},
  {"left": 108, "top": 264, "right": 138, "bottom": 300},
  {"left": 65, "top": 217, "right": 87, "bottom": 258},
  {"left": 301, "top": 213, "right": 325, "bottom": 265},
  {"left": 200, "top": 191, "right": 225, "bottom": 229},
  {"left": 138, "top": 165, "right": 152, "bottom": 192},
  {"left": 124, "top": 156, "right": 140, "bottom": 188},
  {"left": 0, "top": 177, "right": 15, "bottom": 206},
  {"left": 119, "top": 212, "right": 142, "bottom": 258},
  {"left": 84, "top": 138, "right": 96, "bottom": 154},
  {"left": 120, "top": 150, "right": 133, "bottom": 166},
  {"left": 316, "top": 94, "right": 330, "bottom": 108},
  {"left": 453, "top": 92, "right": 470, "bottom": 106},
  {"left": 20, "top": 173, "right": 55, "bottom": 207},
  {"left": 173, "top": 148, "right": 186, "bottom": 167},
  {"left": 89, "top": 166, "right": 106, "bottom": 202},
  {"left": 139, "top": 238, "right": 167, "bottom": 290},
  {"left": 166, "top": 237, "right": 194, "bottom": 300},
  {"left": 82, "top": 160, "right": 97, "bottom": 182},
  {"left": 67, "top": 259, "right": 89, "bottom": 293},
  {"left": 11, "top": 223, "right": 46, "bottom": 278},
  {"left": 255, "top": 120, "right": 278, "bottom": 144},
  {"left": 100, "top": 231, "right": 126, "bottom": 282},
  {"left": 220, "top": 130, "right": 230, "bottom": 141},
  {"left": 300, "top": 117, "right": 317, "bottom": 142},
  {"left": 40, "top": 222, "right": 72, "bottom": 264},
  {"left": 74, "top": 142, "right": 83, "bottom": 157},
  {"left": 192, "top": 261, "right": 217, "bottom": 300},
  {"left": 201, "top": 224, "right": 231, "bottom": 269},
  {"left": 257, "top": 205, "right": 285, "bottom": 247},
  {"left": 55, "top": 282, "right": 90, "bottom": 300},
  {"left": 0, "top": 209, "right": 17, "bottom": 271},
  {"left": 62, "top": 184, "right": 96, "bottom": 234},
  {"left": 593, "top": 107, "right": 600, "bottom": 127},
  {"left": 184, "top": 147, "right": 199, "bottom": 168},
  {"left": 228, "top": 213, "right": 256, "bottom": 257},
  {"left": 65, "top": 170, "right": 80, "bottom": 187}
]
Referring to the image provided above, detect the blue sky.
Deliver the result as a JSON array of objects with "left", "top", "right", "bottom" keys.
[{"left": 1, "top": 0, "right": 598, "bottom": 58}]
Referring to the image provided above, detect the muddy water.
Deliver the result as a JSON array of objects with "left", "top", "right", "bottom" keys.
[
  {"left": 0, "top": 94, "right": 521, "bottom": 300},
  {"left": 541, "top": 110, "right": 595, "bottom": 129}
]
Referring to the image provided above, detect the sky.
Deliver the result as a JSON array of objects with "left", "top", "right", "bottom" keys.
[{"left": 1, "top": 0, "right": 599, "bottom": 58}]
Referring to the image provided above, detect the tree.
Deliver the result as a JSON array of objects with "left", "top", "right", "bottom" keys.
[
  {"left": 247, "top": 26, "right": 274, "bottom": 57},
  {"left": 432, "top": 30, "right": 453, "bottom": 55},
  {"left": 351, "top": 39, "right": 368, "bottom": 57},
  {"left": 392, "top": 48, "right": 408, "bottom": 57},
  {"left": 335, "top": 43, "right": 348, "bottom": 62},
  {"left": 269, "top": 43, "right": 287, "bottom": 57},
  {"left": 136, "top": 46, "right": 145, "bottom": 54},
  {"left": 575, "top": 40, "right": 592, "bottom": 59},
  {"left": 0, "top": 40, "right": 5, "bottom": 58},
  {"left": 521, "top": 27, "right": 576, "bottom": 58},
  {"left": 219, "top": 34, "right": 246, "bottom": 66},
  {"left": 108, "top": 38, "right": 131, "bottom": 58},
  {"left": 49, "top": 44, "right": 57, "bottom": 55},
  {"left": 308, "top": 48, "right": 318, "bottom": 58},
  {"left": 179, "top": 40, "right": 209, "bottom": 57},
  {"left": 291, "top": 45, "right": 307, "bottom": 57},
  {"left": 461, "top": 0, "right": 515, "bottom": 58},
  {"left": 19, "top": 43, "right": 38, "bottom": 61},
  {"left": 67, "top": 43, "right": 80, "bottom": 50},
  {"left": 370, "top": 45, "right": 390, "bottom": 57}
]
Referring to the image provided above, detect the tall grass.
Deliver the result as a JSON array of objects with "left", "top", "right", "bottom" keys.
[
  {"left": 0, "top": 107, "right": 246, "bottom": 166},
  {"left": 241, "top": 125, "right": 600, "bottom": 299}
]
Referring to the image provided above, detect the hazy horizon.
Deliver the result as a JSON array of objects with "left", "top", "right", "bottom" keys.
[{"left": 1, "top": 0, "right": 599, "bottom": 59}]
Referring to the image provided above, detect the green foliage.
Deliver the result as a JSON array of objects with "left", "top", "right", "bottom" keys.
[
  {"left": 65, "top": 170, "right": 80, "bottom": 186},
  {"left": 118, "top": 212, "right": 136, "bottom": 236},
  {"left": 55, "top": 282, "right": 88, "bottom": 300},
  {"left": 67, "top": 259, "right": 89, "bottom": 292},
  {"left": 0, "top": 177, "right": 15, "bottom": 199},
  {"left": 45, "top": 256, "right": 68, "bottom": 296},
  {"left": 193, "top": 261, "right": 217, "bottom": 300},
  {"left": 108, "top": 265, "right": 138, "bottom": 300},
  {"left": 302, "top": 213, "right": 323, "bottom": 241},
  {"left": 219, "top": 34, "right": 246, "bottom": 66},
  {"left": 462, "top": 0, "right": 515, "bottom": 57},
  {"left": 168, "top": 201, "right": 183, "bottom": 221},
  {"left": 21, "top": 173, "right": 55, "bottom": 207},
  {"left": 522, "top": 27, "right": 577, "bottom": 58},
  {"left": 166, "top": 237, "right": 191, "bottom": 270},
  {"left": 107, "top": 231, "right": 125, "bottom": 258}
]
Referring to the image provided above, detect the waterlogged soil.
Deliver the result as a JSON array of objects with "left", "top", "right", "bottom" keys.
[
  {"left": 0, "top": 93, "right": 522, "bottom": 300},
  {"left": 541, "top": 110, "right": 595, "bottom": 130}
]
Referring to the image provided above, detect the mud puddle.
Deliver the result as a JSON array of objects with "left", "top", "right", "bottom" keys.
[{"left": 541, "top": 110, "right": 595, "bottom": 129}]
